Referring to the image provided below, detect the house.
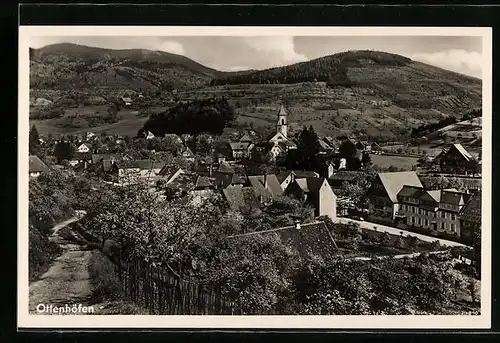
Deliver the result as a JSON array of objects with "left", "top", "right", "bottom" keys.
[
  {"left": 276, "top": 170, "right": 295, "bottom": 191},
  {"left": 122, "top": 153, "right": 134, "bottom": 161},
  {"left": 29, "top": 155, "right": 49, "bottom": 177},
  {"left": 158, "top": 165, "right": 186, "bottom": 184},
  {"left": 268, "top": 132, "right": 289, "bottom": 146},
  {"left": 239, "top": 133, "right": 253, "bottom": 143},
  {"left": 328, "top": 171, "right": 359, "bottom": 190},
  {"left": 371, "top": 142, "right": 382, "bottom": 153},
  {"left": 112, "top": 160, "right": 164, "bottom": 183},
  {"left": 180, "top": 133, "right": 194, "bottom": 143},
  {"left": 69, "top": 152, "right": 92, "bottom": 168},
  {"left": 223, "top": 185, "right": 262, "bottom": 216},
  {"left": 93, "top": 159, "right": 118, "bottom": 176},
  {"left": 324, "top": 160, "right": 336, "bottom": 178},
  {"left": 145, "top": 131, "right": 155, "bottom": 140},
  {"left": 164, "top": 173, "right": 216, "bottom": 204},
  {"left": 210, "top": 163, "right": 246, "bottom": 189},
  {"left": 77, "top": 143, "right": 92, "bottom": 153},
  {"left": 285, "top": 177, "right": 337, "bottom": 220},
  {"left": 459, "top": 193, "right": 481, "bottom": 245},
  {"left": 179, "top": 146, "right": 195, "bottom": 162},
  {"left": 396, "top": 186, "right": 472, "bottom": 237},
  {"left": 292, "top": 170, "right": 320, "bottom": 178},
  {"left": 318, "top": 138, "right": 333, "bottom": 154},
  {"left": 245, "top": 174, "right": 284, "bottom": 204},
  {"left": 436, "top": 189, "right": 471, "bottom": 236},
  {"left": 269, "top": 143, "right": 286, "bottom": 161},
  {"left": 367, "top": 171, "right": 423, "bottom": 221},
  {"left": 91, "top": 153, "right": 120, "bottom": 166},
  {"left": 121, "top": 96, "right": 133, "bottom": 106},
  {"left": 86, "top": 132, "right": 96, "bottom": 141},
  {"left": 164, "top": 134, "right": 184, "bottom": 145},
  {"left": 213, "top": 173, "right": 246, "bottom": 189},
  {"left": 323, "top": 136, "right": 340, "bottom": 153},
  {"left": 229, "top": 142, "right": 254, "bottom": 160},
  {"left": 276, "top": 169, "right": 321, "bottom": 192},
  {"left": 435, "top": 143, "right": 476, "bottom": 174},
  {"left": 356, "top": 141, "right": 372, "bottom": 153},
  {"left": 226, "top": 221, "right": 338, "bottom": 260}
]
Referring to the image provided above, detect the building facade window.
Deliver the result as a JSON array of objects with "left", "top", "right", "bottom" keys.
[
  {"left": 441, "top": 222, "right": 445, "bottom": 230},
  {"left": 451, "top": 224, "right": 455, "bottom": 232}
]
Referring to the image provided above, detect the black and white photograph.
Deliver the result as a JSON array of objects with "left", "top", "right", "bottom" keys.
[{"left": 18, "top": 26, "right": 491, "bottom": 329}]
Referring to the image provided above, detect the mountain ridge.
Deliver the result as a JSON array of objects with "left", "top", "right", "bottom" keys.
[{"left": 29, "top": 43, "right": 482, "bottom": 144}]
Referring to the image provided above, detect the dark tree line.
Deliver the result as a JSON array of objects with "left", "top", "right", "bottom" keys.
[
  {"left": 461, "top": 108, "right": 481, "bottom": 122},
  {"left": 140, "top": 98, "right": 236, "bottom": 137},
  {"left": 211, "top": 56, "right": 351, "bottom": 87},
  {"left": 211, "top": 51, "right": 411, "bottom": 87}
]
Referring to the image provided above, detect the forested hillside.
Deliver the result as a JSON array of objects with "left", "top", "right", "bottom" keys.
[
  {"left": 141, "top": 98, "right": 236, "bottom": 136},
  {"left": 30, "top": 43, "right": 252, "bottom": 94}
]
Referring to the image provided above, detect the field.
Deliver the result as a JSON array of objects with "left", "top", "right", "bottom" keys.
[
  {"left": 30, "top": 107, "right": 149, "bottom": 137},
  {"left": 370, "top": 154, "right": 420, "bottom": 171}
]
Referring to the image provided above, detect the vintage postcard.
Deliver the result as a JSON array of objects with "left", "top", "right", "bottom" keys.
[{"left": 18, "top": 26, "right": 492, "bottom": 329}]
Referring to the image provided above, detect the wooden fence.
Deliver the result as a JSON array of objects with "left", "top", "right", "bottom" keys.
[{"left": 117, "top": 259, "right": 240, "bottom": 315}]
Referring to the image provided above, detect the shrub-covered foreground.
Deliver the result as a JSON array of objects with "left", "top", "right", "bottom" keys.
[
  {"left": 28, "top": 170, "right": 95, "bottom": 281},
  {"left": 76, "top": 180, "right": 480, "bottom": 315}
]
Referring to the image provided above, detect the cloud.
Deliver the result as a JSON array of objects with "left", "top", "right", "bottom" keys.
[
  {"left": 158, "top": 40, "right": 185, "bottom": 55},
  {"left": 243, "top": 36, "right": 308, "bottom": 67},
  {"left": 411, "top": 49, "right": 482, "bottom": 78}
]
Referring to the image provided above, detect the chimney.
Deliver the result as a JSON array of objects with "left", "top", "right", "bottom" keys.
[
  {"left": 295, "top": 220, "right": 301, "bottom": 230},
  {"left": 264, "top": 174, "right": 268, "bottom": 189}
]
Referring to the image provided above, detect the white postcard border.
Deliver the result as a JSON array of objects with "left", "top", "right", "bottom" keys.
[{"left": 18, "top": 26, "right": 492, "bottom": 329}]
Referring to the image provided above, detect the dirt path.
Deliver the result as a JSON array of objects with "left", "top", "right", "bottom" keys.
[{"left": 29, "top": 217, "right": 98, "bottom": 315}]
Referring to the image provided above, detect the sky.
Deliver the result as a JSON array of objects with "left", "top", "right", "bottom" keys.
[{"left": 30, "top": 35, "right": 483, "bottom": 78}]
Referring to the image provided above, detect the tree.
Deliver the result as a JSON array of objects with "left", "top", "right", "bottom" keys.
[
  {"left": 53, "top": 140, "right": 75, "bottom": 163},
  {"left": 29, "top": 125, "right": 41, "bottom": 155},
  {"left": 394, "top": 237, "right": 405, "bottom": 249},
  {"left": 378, "top": 232, "right": 392, "bottom": 246},
  {"left": 339, "top": 140, "right": 357, "bottom": 160},
  {"left": 429, "top": 175, "right": 449, "bottom": 190},
  {"left": 361, "top": 152, "right": 372, "bottom": 168},
  {"left": 283, "top": 126, "right": 321, "bottom": 170},
  {"left": 408, "top": 236, "right": 419, "bottom": 251}
]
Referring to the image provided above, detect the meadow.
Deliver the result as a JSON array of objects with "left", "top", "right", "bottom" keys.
[
  {"left": 370, "top": 154, "right": 420, "bottom": 171},
  {"left": 30, "top": 106, "right": 149, "bottom": 137}
]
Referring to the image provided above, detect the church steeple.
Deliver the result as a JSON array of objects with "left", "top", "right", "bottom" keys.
[{"left": 276, "top": 104, "right": 288, "bottom": 138}]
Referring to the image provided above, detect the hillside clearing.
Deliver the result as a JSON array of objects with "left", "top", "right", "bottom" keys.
[{"left": 371, "top": 154, "right": 420, "bottom": 171}]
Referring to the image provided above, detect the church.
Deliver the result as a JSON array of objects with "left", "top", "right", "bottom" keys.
[{"left": 268, "top": 104, "right": 297, "bottom": 160}]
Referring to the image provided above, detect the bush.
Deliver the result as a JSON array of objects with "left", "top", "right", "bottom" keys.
[
  {"left": 88, "top": 250, "right": 123, "bottom": 299},
  {"left": 29, "top": 225, "right": 61, "bottom": 281}
]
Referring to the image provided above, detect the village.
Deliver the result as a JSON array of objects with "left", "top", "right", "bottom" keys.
[{"left": 29, "top": 102, "right": 482, "bottom": 248}]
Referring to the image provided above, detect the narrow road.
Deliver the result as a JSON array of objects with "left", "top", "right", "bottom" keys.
[
  {"left": 337, "top": 218, "right": 468, "bottom": 248},
  {"left": 29, "top": 215, "right": 96, "bottom": 315}
]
